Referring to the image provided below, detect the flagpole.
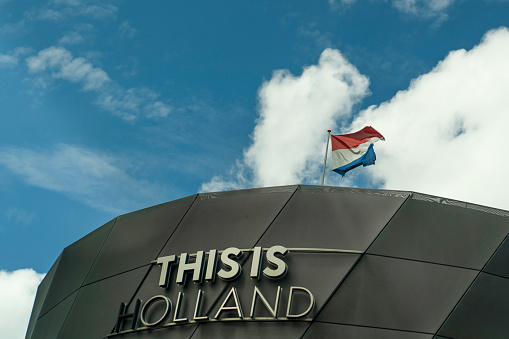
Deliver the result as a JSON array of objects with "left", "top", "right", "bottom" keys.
[{"left": 321, "top": 130, "right": 331, "bottom": 186}]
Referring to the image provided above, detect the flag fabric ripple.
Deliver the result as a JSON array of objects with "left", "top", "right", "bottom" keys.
[{"left": 331, "top": 126, "right": 385, "bottom": 176}]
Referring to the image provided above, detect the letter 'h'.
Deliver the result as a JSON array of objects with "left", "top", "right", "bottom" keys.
[{"left": 113, "top": 299, "right": 141, "bottom": 333}]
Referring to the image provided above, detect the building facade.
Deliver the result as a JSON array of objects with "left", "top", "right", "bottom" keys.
[{"left": 26, "top": 185, "right": 509, "bottom": 338}]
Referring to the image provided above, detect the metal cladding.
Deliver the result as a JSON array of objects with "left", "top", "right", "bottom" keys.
[{"left": 26, "top": 185, "right": 509, "bottom": 339}]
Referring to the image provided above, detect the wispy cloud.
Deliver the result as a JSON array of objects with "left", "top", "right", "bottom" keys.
[
  {"left": 330, "top": 0, "right": 455, "bottom": 22},
  {"left": 58, "top": 31, "right": 84, "bottom": 45},
  {"left": 0, "top": 47, "right": 32, "bottom": 68},
  {"left": 37, "top": 0, "right": 117, "bottom": 21},
  {"left": 350, "top": 27, "right": 509, "bottom": 210},
  {"left": 27, "top": 46, "right": 109, "bottom": 90},
  {"left": 0, "top": 269, "right": 45, "bottom": 339},
  {"left": 392, "top": 0, "right": 455, "bottom": 22},
  {"left": 0, "top": 54, "right": 18, "bottom": 67},
  {"left": 5, "top": 208, "right": 36, "bottom": 225},
  {"left": 26, "top": 46, "right": 171, "bottom": 120},
  {"left": 118, "top": 21, "right": 138, "bottom": 39},
  {"left": 201, "top": 48, "right": 370, "bottom": 192},
  {"left": 0, "top": 144, "right": 168, "bottom": 213},
  {"left": 1, "top": 0, "right": 116, "bottom": 35}
]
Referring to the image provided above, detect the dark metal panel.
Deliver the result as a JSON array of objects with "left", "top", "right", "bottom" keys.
[
  {"left": 84, "top": 196, "right": 196, "bottom": 285},
  {"left": 26, "top": 253, "right": 61, "bottom": 339},
  {"left": 158, "top": 187, "right": 297, "bottom": 256},
  {"left": 214, "top": 252, "right": 360, "bottom": 320},
  {"left": 126, "top": 324, "right": 197, "bottom": 339},
  {"left": 438, "top": 273, "right": 509, "bottom": 339},
  {"left": 30, "top": 291, "right": 77, "bottom": 339},
  {"left": 190, "top": 321, "right": 309, "bottom": 339},
  {"left": 121, "top": 262, "right": 228, "bottom": 337},
  {"left": 484, "top": 235, "right": 509, "bottom": 278},
  {"left": 318, "top": 255, "right": 477, "bottom": 333},
  {"left": 257, "top": 186, "right": 408, "bottom": 250},
  {"left": 40, "top": 218, "right": 115, "bottom": 316},
  {"left": 368, "top": 198, "right": 509, "bottom": 269},
  {"left": 57, "top": 266, "right": 149, "bottom": 339},
  {"left": 303, "top": 322, "right": 433, "bottom": 339}
]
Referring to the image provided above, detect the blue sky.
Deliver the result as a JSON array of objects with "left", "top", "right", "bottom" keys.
[{"left": 1, "top": 0, "right": 509, "bottom": 337}]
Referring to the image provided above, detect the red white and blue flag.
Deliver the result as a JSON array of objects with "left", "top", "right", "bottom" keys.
[{"left": 331, "top": 126, "right": 385, "bottom": 176}]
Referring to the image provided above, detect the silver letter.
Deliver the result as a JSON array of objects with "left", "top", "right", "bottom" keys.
[
  {"left": 193, "top": 290, "right": 209, "bottom": 321},
  {"left": 205, "top": 249, "right": 218, "bottom": 282},
  {"left": 286, "top": 286, "right": 315, "bottom": 319},
  {"left": 250, "top": 286, "right": 281, "bottom": 319},
  {"left": 156, "top": 255, "right": 177, "bottom": 288},
  {"left": 140, "top": 295, "right": 172, "bottom": 327},
  {"left": 217, "top": 247, "right": 242, "bottom": 281},
  {"left": 173, "top": 292, "right": 188, "bottom": 323},
  {"left": 176, "top": 251, "right": 205, "bottom": 285},
  {"left": 214, "top": 287, "right": 244, "bottom": 319},
  {"left": 263, "top": 245, "right": 288, "bottom": 279},
  {"left": 250, "top": 246, "right": 263, "bottom": 279}
]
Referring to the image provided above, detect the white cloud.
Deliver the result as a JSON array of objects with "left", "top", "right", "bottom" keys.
[
  {"left": 5, "top": 208, "right": 36, "bottom": 225},
  {"left": 37, "top": 8, "right": 63, "bottom": 21},
  {"left": 96, "top": 87, "right": 172, "bottom": 121},
  {"left": 201, "top": 48, "right": 369, "bottom": 192},
  {"left": 0, "top": 269, "right": 45, "bottom": 339},
  {"left": 58, "top": 31, "right": 84, "bottom": 45},
  {"left": 43, "top": 1, "right": 117, "bottom": 20},
  {"left": 0, "top": 54, "right": 18, "bottom": 67},
  {"left": 0, "top": 47, "right": 32, "bottom": 68},
  {"left": 26, "top": 46, "right": 171, "bottom": 120},
  {"left": 82, "top": 4, "right": 117, "bottom": 19},
  {"left": 26, "top": 46, "right": 109, "bottom": 90},
  {"left": 330, "top": 0, "right": 455, "bottom": 21},
  {"left": 0, "top": 144, "right": 167, "bottom": 213},
  {"left": 392, "top": 0, "right": 455, "bottom": 21},
  {"left": 118, "top": 21, "right": 138, "bottom": 38},
  {"left": 350, "top": 27, "right": 509, "bottom": 210},
  {"left": 1, "top": 0, "right": 117, "bottom": 35}
]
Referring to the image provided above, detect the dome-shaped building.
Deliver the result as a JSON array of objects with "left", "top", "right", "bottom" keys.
[{"left": 26, "top": 185, "right": 509, "bottom": 339}]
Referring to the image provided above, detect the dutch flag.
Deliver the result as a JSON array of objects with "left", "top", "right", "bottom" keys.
[{"left": 331, "top": 126, "right": 385, "bottom": 176}]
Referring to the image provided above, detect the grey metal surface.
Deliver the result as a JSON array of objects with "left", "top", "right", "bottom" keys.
[
  {"left": 30, "top": 291, "right": 78, "bottom": 339},
  {"left": 483, "top": 235, "right": 509, "bottom": 278},
  {"left": 189, "top": 321, "right": 310, "bottom": 339},
  {"left": 219, "top": 251, "right": 360, "bottom": 319},
  {"left": 122, "top": 324, "right": 197, "bottom": 339},
  {"left": 25, "top": 253, "right": 61, "bottom": 339},
  {"left": 57, "top": 266, "right": 150, "bottom": 339},
  {"left": 368, "top": 199, "right": 509, "bottom": 269},
  {"left": 303, "top": 322, "right": 433, "bottom": 339},
  {"left": 26, "top": 185, "right": 509, "bottom": 339},
  {"left": 411, "top": 192, "right": 509, "bottom": 217},
  {"left": 158, "top": 187, "right": 296, "bottom": 257},
  {"left": 85, "top": 196, "right": 195, "bottom": 285},
  {"left": 318, "top": 254, "right": 477, "bottom": 333},
  {"left": 438, "top": 272, "right": 509, "bottom": 339},
  {"left": 257, "top": 185, "right": 408, "bottom": 250},
  {"left": 122, "top": 262, "right": 227, "bottom": 335},
  {"left": 40, "top": 218, "right": 115, "bottom": 315}
]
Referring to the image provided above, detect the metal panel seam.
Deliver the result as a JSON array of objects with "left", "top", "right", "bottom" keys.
[
  {"left": 310, "top": 193, "right": 412, "bottom": 323},
  {"left": 312, "top": 320, "right": 435, "bottom": 335},
  {"left": 366, "top": 253, "right": 481, "bottom": 272},
  {"left": 432, "top": 228, "right": 509, "bottom": 337},
  {"left": 111, "top": 195, "right": 199, "bottom": 334},
  {"left": 81, "top": 217, "right": 119, "bottom": 287},
  {"left": 155, "top": 194, "right": 199, "bottom": 259},
  {"left": 37, "top": 218, "right": 117, "bottom": 339},
  {"left": 252, "top": 185, "right": 300, "bottom": 247}
]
